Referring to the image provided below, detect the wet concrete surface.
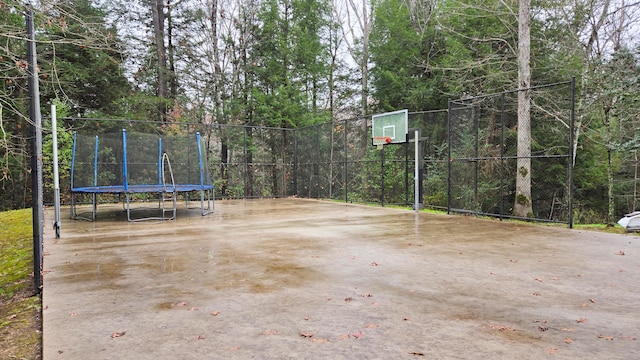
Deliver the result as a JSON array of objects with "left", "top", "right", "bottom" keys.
[{"left": 42, "top": 198, "right": 639, "bottom": 359}]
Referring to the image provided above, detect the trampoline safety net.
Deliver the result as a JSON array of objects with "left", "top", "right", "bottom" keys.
[{"left": 70, "top": 130, "right": 213, "bottom": 221}]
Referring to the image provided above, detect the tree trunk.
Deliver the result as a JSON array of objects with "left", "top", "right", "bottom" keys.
[
  {"left": 603, "top": 108, "right": 615, "bottom": 224},
  {"left": 167, "top": 0, "right": 177, "bottom": 99},
  {"left": 514, "top": 0, "right": 533, "bottom": 218},
  {"left": 361, "top": 0, "right": 369, "bottom": 118},
  {"left": 151, "top": 0, "right": 168, "bottom": 122}
]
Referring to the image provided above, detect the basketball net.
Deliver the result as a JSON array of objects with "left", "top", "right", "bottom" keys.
[{"left": 373, "top": 136, "right": 392, "bottom": 150}]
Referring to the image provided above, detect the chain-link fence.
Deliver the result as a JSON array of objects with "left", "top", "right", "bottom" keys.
[
  {"left": 446, "top": 81, "right": 575, "bottom": 223},
  {"left": 45, "top": 80, "right": 580, "bottom": 224}
]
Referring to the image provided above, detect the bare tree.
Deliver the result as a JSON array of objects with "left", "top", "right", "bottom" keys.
[{"left": 333, "top": 0, "right": 371, "bottom": 117}]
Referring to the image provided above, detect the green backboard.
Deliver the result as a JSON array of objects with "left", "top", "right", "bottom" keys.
[{"left": 371, "top": 109, "right": 408, "bottom": 146}]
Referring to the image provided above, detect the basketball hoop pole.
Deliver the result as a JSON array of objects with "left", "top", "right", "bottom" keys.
[{"left": 409, "top": 128, "right": 423, "bottom": 212}]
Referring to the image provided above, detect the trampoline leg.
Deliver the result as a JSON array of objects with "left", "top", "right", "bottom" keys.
[
  {"left": 201, "top": 189, "right": 205, "bottom": 216},
  {"left": 92, "top": 193, "right": 97, "bottom": 221},
  {"left": 201, "top": 189, "right": 214, "bottom": 216},
  {"left": 70, "top": 193, "right": 75, "bottom": 219},
  {"left": 126, "top": 193, "right": 132, "bottom": 222}
]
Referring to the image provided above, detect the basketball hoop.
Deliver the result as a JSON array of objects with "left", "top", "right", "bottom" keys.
[{"left": 373, "top": 136, "right": 392, "bottom": 149}]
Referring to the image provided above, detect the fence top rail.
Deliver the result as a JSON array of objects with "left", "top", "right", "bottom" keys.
[
  {"left": 449, "top": 79, "right": 574, "bottom": 104},
  {"left": 46, "top": 117, "right": 295, "bottom": 132}
]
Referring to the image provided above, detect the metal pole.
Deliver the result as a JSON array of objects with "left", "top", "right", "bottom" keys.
[
  {"left": 293, "top": 128, "right": 298, "bottom": 197},
  {"left": 122, "top": 129, "right": 128, "bottom": 191},
  {"left": 405, "top": 142, "right": 409, "bottom": 206},
  {"left": 474, "top": 105, "right": 479, "bottom": 212},
  {"left": 569, "top": 77, "right": 575, "bottom": 228},
  {"left": 500, "top": 93, "right": 506, "bottom": 221},
  {"left": 344, "top": 119, "right": 348, "bottom": 203},
  {"left": 93, "top": 135, "right": 99, "bottom": 221},
  {"left": 70, "top": 132, "right": 77, "bottom": 219},
  {"left": 52, "top": 104, "right": 61, "bottom": 238},
  {"left": 381, "top": 147, "right": 385, "bottom": 207},
  {"left": 157, "top": 138, "right": 163, "bottom": 185},
  {"left": 447, "top": 100, "right": 452, "bottom": 214},
  {"left": 26, "top": 8, "right": 43, "bottom": 294},
  {"left": 414, "top": 129, "right": 420, "bottom": 212}
]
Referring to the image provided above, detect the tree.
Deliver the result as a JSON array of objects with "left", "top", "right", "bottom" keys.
[
  {"left": 250, "top": 0, "right": 331, "bottom": 128},
  {"left": 39, "top": 0, "right": 131, "bottom": 116},
  {"left": 514, "top": 0, "right": 533, "bottom": 217},
  {"left": 0, "top": 0, "right": 131, "bottom": 211},
  {"left": 597, "top": 47, "right": 640, "bottom": 222},
  {"left": 151, "top": 0, "right": 169, "bottom": 121},
  {"left": 333, "top": 0, "right": 372, "bottom": 116},
  {"left": 369, "top": 0, "right": 442, "bottom": 111}
]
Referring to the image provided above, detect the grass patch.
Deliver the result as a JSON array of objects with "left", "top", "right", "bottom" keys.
[{"left": 0, "top": 208, "right": 42, "bottom": 360}]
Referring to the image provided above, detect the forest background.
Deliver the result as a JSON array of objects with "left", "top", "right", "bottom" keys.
[{"left": 0, "top": 0, "right": 639, "bottom": 224}]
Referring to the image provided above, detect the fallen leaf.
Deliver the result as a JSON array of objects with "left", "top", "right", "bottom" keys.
[
  {"left": 69, "top": 312, "right": 77, "bottom": 316},
  {"left": 351, "top": 331, "right": 363, "bottom": 338},
  {"left": 176, "top": 301, "right": 187, "bottom": 307},
  {"left": 111, "top": 330, "right": 126, "bottom": 338},
  {"left": 561, "top": 327, "right": 575, "bottom": 332},
  {"left": 300, "top": 332, "right": 314, "bottom": 338},
  {"left": 210, "top": 311, "right": 220, "bottom": 316},
  {"left": 303, "top": 316, "right": 309, "bottom": 321},
  {"left": 344, "top": 297, "right": 353, "bottom": 302},
  {"left": 538, "top": 326, "right": 549, "bottom": 332},
  {"left": 195, "top": 335, "right": 205, "bottom": 340},
  {"left": 228, "top": 346, "right": 240, "bottom": 351},
  {"left": 533, "top": 319, "right": 548, "bottom": 323},
  {"left": 489, "top": 324, "right": 515, "bottom": 331},
  {"left": 550, "top": 277, "right": 560, "bottom": 281},
  {"left": 510, "top": 259, "right": 518, "bottom": 263},
  {"left": 261, "top": 330, "right": 278, "bottom": 336},
  {"left": 580, "top": 303, "right": 588, "bottom": 308},
  {"left": 589, "top": 298, "right": 597, "bottom": 303},
  {"left": 546, "top": 348, "right": 558, "bottom": 354},
  {"left": 576, "top": 318, "right": 587, "bottom": 323},
  {"left": 533, "top": 291, "right": 540, "bottom": 296},
  {"left": 366, "top": 323, "right": 378, "bottom": 329},
  {"left": 617, "top": 250, "right": 625, "bottom": 256},
  {"left": 311, "top": 338, "right": 330, "bottom": 343},
  {"left": 565, "top": 337, "right": 573, "bottom": 344},
  {"left": 409, "top": 351, "right": 425, "bottom": 356},
  {"left": 535, "top": 277, "right": 544, "bottom": 283},
  {"left": 188, "top": 307, "right": 198, "bottom": 311},
  {"left": 370, "top": 261, "right": 379, "bottom": 266}
]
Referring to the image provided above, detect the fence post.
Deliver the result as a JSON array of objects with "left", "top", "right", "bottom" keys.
[
  {"left": 447, "top": 100, "right": 452, "bottom": 214},
  {"left": 500, "top": 93, "right": 506, "bottom": 221},
  {"left": 293, "top": 128, "right": 298, "bottom": 197},
  {"left": 569, "top": 77, "right": 575, "bottom": 228}
]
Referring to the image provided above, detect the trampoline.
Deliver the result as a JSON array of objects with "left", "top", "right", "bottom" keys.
[{"left": 70, "top": 129, "right": 214, "bottom": 221}]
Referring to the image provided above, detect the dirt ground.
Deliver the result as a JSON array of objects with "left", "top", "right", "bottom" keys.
[{"left": 42, "top": 198, "right": 639, "bottom": 359}]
